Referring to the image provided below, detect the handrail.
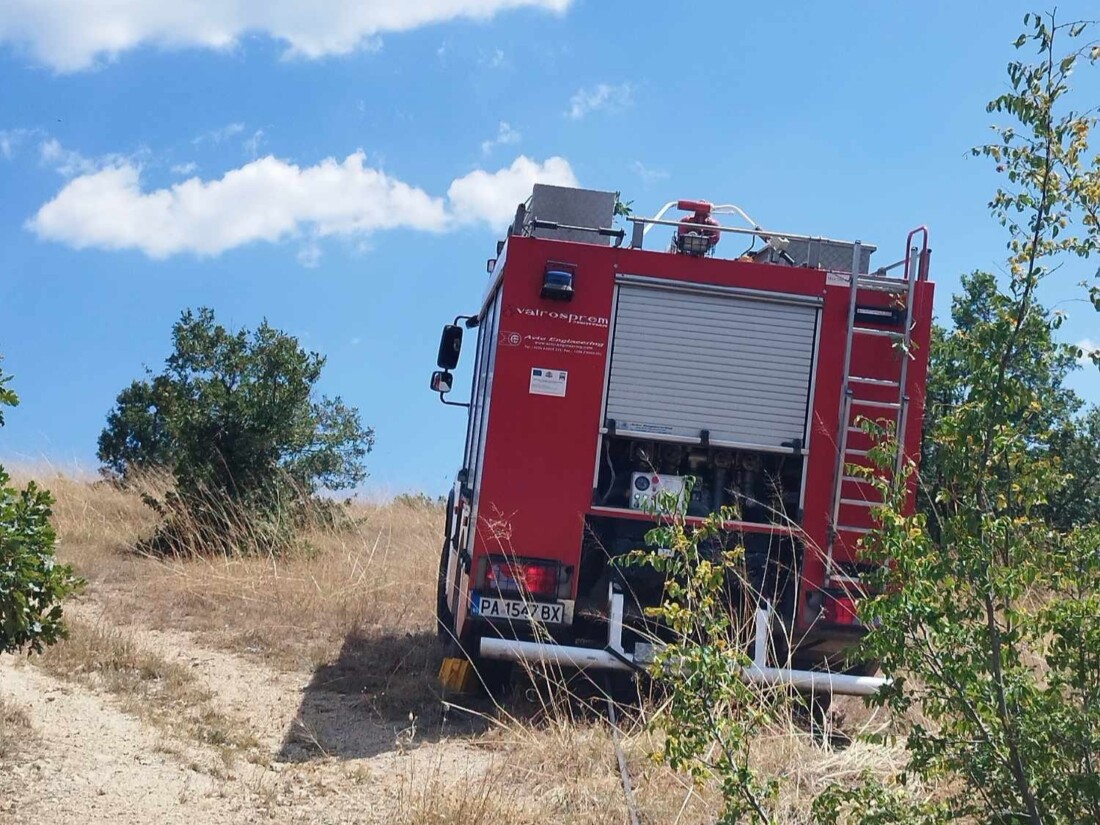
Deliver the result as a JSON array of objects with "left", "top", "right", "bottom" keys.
[
  {"left": 711, "top": 203, "right": 761, "bottom": 228},
  {"left": 641, "top": 201, "right": 680, "bottom": 236},
  {"left": 641, "top": 202, "right": 762, "bottom": 238},
  {"left": 629, "top": 215, "right": 861, "bottom": 250},
  {"left": 904, "top": 225, "right": 930, "bottom": 282},
  {"left": 530, "top": 218, "right": 626, "bottom": 247}
]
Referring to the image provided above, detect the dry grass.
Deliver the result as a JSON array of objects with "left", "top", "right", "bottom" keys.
[
  {"left": 15, "top": 469, "right": 934, "bottom": 822},
  {"left": 35, "top": 618, "right": 259, "bottom": 756},
  {"left": 392, "top": 760, "right": 524, "bottom": 825},
  {"left": 0, "top": 697, "right": 34, "bottom": 761},
  {"left": 468, "top": 688, "right": 924, "bottom": 825},
  {"left": 386, "top": 720, "right": 708, "bottom": 825},
  {"left": 17, "top": 468, "right": 440, "bottom": 672}
]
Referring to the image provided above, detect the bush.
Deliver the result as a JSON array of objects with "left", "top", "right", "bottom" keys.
[
  {"left": 97, "top": 307, "right": 375, "bottom": 555},
  {"left": 0, "top": 362, "right": 81, "bottom": 654},
  {"left": 393, "top": 492, "right": 445, "bottom": 508}
]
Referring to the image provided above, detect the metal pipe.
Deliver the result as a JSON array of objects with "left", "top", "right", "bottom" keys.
[
  {"left": 479, "top": 637, "right": 636, "bottom": 672},
  {"left": 753, "top": 605, "right": 769, "bottom": 667},
  {"left": 481, "top": 590, "right": 890, "bottom": 697},
  {"left": 608, "top": 584, "right": 626, "bottom": 654},
  {"left": 710, "top": 203, "right": 760, "bottom": 229},
  {"left": 742, "top": 665, "right": 888, "bottom": 696},
  {"left": 641, "top": 202, "right": 680, "bottom": 236},
  {"left": 600, "top": 427, "right": 807, "bottom": 456},
  {"left": 478, "top": 637, "right": 889, "bottom": 696}
]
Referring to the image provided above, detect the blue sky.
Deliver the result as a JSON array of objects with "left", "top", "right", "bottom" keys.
[{"left": 1, "top": 0, "right": 1097, "bottom": 495}]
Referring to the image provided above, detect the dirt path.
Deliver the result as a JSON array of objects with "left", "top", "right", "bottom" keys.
[
  {"left": 0, "top": 601, "right": 499, "bottom": 825},
  {"left": 0, "top": 662, "right": 243, "bottom": 825}
]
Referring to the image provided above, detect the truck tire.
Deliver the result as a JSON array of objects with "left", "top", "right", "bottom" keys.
[
  {"left": 469, "top": 655, "right": 514, "bottom": 698},
  {"left": 797, "top": 660, "right": 880, "bottom": 739},
  {"left": 437, "top": 493, "right": 513, "bottom": 697}
]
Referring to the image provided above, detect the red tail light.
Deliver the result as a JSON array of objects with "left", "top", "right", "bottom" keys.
[
  {"left": 824, "top": 595, "right": 859, "bottom": 626},
  {"left": 485, "top": 559, "right": 559, "bottom": 598}
]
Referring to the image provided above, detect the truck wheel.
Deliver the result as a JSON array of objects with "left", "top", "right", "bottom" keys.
[
  {"left": 469, "top": 655, "right": 514, "bottom": 698},
  {"left": 436, "top": 540, "right": 455, "bottom": 644},
  {"left": 797, "top": 661, "right": 878, "bottom": 742}
]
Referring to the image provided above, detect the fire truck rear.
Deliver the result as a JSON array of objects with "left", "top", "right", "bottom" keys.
[{"left": 430, "top": 185, "right": 934, "bottom": 696}]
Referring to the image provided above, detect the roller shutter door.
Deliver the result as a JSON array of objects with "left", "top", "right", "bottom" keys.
[{"left": 605, "top": 282, "right": 818, "bottom": 451}]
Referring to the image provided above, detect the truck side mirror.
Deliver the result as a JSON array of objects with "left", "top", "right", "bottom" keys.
[
  {"left": 437, "top": 324, "right": 463, "bottom": 370},
  {"left": 430, "top": 370, "right": 454, "bottom": 394}
]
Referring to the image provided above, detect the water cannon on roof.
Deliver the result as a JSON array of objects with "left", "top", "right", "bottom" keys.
[{"left": 673, "top": 199, "right": 721, "bottom": 256}]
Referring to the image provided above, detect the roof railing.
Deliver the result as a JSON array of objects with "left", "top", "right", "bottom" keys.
[{"left": 627, "top": 214, "right": 862, "bottom": 253}]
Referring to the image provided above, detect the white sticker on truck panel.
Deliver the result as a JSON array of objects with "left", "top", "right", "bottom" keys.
[{"left": 529, "top": 367, "right": 568, "bottom": 397}]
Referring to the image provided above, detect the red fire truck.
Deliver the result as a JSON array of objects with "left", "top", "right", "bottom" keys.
[{"left": 430, "top": 185, "right": 933, "bottom": 696}]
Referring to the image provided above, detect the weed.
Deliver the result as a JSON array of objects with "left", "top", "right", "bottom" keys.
[{"left": 0, "top": 698, "right": 34, "bottom": 761}]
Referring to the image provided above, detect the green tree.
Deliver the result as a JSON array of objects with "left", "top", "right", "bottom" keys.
[
  {"left": 1047, "top": 404, "right": 1100, "bottom": 529},
  {"left": 97, "top": 376, "right": 177, "bottom": 480},
  {"left": 0, "top": 360, "right": 81, "bottom": 653},
  {"left": 919, "top": 271, "right": 1090, "bottom": 530},
  {"left": 628, "top": 14, "right": 1100, "bottom": 825},
  {"left": 839, "top": 14, "right": 1100, "bottom": 824},
  {"left": 98, "top": 308, "right": 375, "bottom": 553}
]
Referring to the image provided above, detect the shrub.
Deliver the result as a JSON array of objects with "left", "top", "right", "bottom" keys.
[
  {"left": 97, "top": 307, "right": 375, "bottom": 555},
  {"left": 0, "top": 362, "right": 81, "bottom": 653}
]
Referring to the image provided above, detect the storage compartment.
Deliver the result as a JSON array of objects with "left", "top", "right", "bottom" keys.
[
  {"left": 526, "top": 183, "right": 617, "bottom": 245},
  {"left": 605, "top": 280, "right": 819, "bottom": 452}
]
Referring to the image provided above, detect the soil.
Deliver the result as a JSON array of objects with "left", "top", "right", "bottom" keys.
[{"left": 0, "top": 601, "right": 496, "bottom": 825}]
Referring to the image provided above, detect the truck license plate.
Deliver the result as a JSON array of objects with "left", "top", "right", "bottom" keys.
[{"left": 475, "top": 597, "right": 566, "bottom": 624}]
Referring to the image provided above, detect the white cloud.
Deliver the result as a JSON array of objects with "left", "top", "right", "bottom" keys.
[
  {"left": 28, "top": 151, "right": 576, "bottom": 260},
  {"left": 243, "top": 129, "right": 266, "bottom": 159},
  {"left": 567, "top": 82, "right": 633, "bottom": 119},
  {"left": 171, "top": 162, "right": 198, "bottom": 176},
  {"left": 1078, "top": 338, "right": 1099, "bottom": 367},
  {"left": 38, "top": 138, "right": 100, "bottom": 176},
  {"left": 480, "top": 121, "right": 521, "bottom": 154},
  {"left": 193, "top": 123, "right": 245, "bottom": 146},
  {"left": 29, "top": 152, "right": 449, "bottom": 258},
  {"left": 297, "top": 239, "right": 323, "bottom": 268},
  {"left": 1, "top": 127, "right": 40, "bottom": 159},
  {"left": 39, "top": 138, "right": 147, "bottom": 178},
  {"left": 479, "top": 47, "right": 506, "bottom": 68},
  {"left": 630, "top": 160, "right": 668, "bottom": 185},
  {"left": 0, "top": 0, "right": 574, "bottom": 72},
  {"left": 0, "top": 132, "right": 17, "bottom": 159},
  {"left": 448, "top": 155, "right": 577, "bottom": 227}
]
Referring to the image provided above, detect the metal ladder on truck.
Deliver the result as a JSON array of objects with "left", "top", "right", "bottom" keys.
[{"left": 826, "top": 227, "right": 930, "bottom": 588}]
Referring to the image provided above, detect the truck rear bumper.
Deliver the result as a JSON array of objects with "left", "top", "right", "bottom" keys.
[
  {"left": 477, "top": 585, "right": 890, "bottom": 697},
  {"left": 481, "top": 636, "right": 635, "bottom": 672}
]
